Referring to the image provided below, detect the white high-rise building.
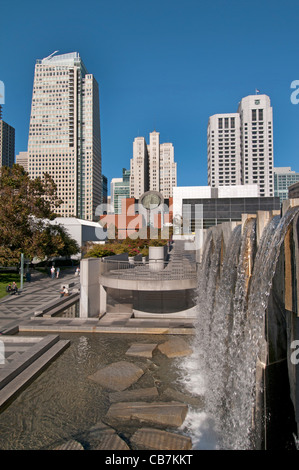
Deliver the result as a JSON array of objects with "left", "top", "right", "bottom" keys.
[
  {"left": 130, "top": 130, "right": 177, "bottom": 199},
  {"left": 207, "top": 113, "right": 241, "bottom": 187},
  {"left": 27, "top": 52, "right": 102, "bottom": 220},
  {"left": 130, "top": 136, "right": 149, "bottom": 199},
  {"left": 208, "top": 94, "right": 274, "bottom": 197}
]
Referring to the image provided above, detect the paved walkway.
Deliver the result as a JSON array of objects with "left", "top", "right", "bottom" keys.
[
  {"left": 0, "top": 259, "right": 196, "bottom": 336},
  {"left": 0, "top": 269, "right": 80, "bottom": 334}
]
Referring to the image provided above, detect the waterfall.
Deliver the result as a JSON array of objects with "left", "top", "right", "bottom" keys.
[{"left": 182, "top": 206, "right": 299, "bottom": 450}]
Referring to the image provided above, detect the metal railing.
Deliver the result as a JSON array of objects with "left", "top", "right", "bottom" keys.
[{"left": 100, "top": 258, "right": 197, "bottom": 281}]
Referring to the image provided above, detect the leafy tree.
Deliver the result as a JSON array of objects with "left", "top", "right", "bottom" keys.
[{"left": 0, "top": 165, "right": 79, "bottom": 266}]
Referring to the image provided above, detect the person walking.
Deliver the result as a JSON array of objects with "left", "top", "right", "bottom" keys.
[
  {"left": 56, "top": 267, "right": 60, "bottom": 279},
  {"left": 50, "top": 266, "right": 55, "bottom": 279}
]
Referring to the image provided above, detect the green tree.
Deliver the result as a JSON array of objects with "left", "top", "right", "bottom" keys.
[{"left": 0, "top": 165, "right": 79, "bottom": 266}]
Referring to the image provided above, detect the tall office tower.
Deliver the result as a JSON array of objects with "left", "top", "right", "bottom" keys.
[
  {"left": 130, "top": 130, "right": 177, "bottom": 199},
  {"left": 130, "top": 136, "right": 149, "bottom": 198},
  {"left": 208, "top": 94, "right": 274, "bottom": 197},
  {"left": 110, "top": 177, "right": 123, "bottom": 212},
  {"left": 27, "top": 52, "right": 102, "bottom": 220},
  {"left": 147, "top": 130, "right": 177, "bottom": 198},
  {"left": 148, "top": 130, "right": 160, "bottom": 192},
  {"left": 207, "top": 113, "right": 241, "bottom": 187},
  {"left": 274, "top": 167, "right": 299, "bottom": 203},
  {"left": 0, "top": 105, "right": 15, "bottom": 168},
  {"left": 238, "top": 94, "right": 274, "bottom": 197},
  {"left": 16, "top": 151, "right": 28, "bottom": 172}
]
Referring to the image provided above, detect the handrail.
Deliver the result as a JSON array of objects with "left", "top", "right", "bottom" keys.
[{"left": 100, "top": 258, "right": 197, "bottom": 281}]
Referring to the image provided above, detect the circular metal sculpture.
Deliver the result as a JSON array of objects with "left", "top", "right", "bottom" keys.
[{"left": 140, "top": 191, "right": 163, "bottom": 210}]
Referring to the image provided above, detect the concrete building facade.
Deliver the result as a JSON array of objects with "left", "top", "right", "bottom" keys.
[
  {"left": 15, "top": 151, "right": 28, "bottom": 172},
  {"left": 208, "top": 94, "right": 274, "bottom": 197},
  {"left": 27, "top": 52, "right": 102, "bottom": 221},
  {"left": 274, "top": 167, "right": 299, "bottom": 204},
  {"left": 173, "top": 185, "right": 280, "bottom": 231},
  {"left": 207, "top": 113, "right": 241, "bottom": 187}
]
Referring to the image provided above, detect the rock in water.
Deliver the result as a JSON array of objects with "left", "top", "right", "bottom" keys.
[
  {"left": 158, "top": 338, "right": 193, "bottom": 358},
  {"left": 131, "top": 427, "right": 192, "bottom": 450},
  {"left": 54, "top": 440, "right": 84, "bottom": 450},
  {"left": 88, "top": 361, "right": 145, "bottom": 391},
  {"left": 125, "top": 343, "right": 158, "bottom": 358},
  {"left": 105, "top": 401, "right": 188, "bottom": 427}
]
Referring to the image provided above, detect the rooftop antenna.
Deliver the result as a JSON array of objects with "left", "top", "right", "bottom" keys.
[{"left": 44, "top": 50, "right": 59, "bottom": 60}]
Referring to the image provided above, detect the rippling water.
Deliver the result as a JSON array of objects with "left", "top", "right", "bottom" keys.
[{"left": 0, "top": 332, "right": 201, "bottom": 450}]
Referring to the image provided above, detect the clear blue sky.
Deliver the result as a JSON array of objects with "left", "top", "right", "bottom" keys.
[{"left": 1, "top": 0, "right": 299, "bottom": 190}]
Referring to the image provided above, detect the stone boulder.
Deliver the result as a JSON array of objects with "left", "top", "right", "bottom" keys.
[
  {"left": 105, "top": 401, "right": 188, "bottom": 427},
  {"left": 88, "top": 361, "right": 145, "bottom": 391},
  {"left": 109, "top": 387, "right": 158, "bottom": 403},
  {"left": 158, "top": 338, "right": 193, "bottom": 358},
  {"left": 54, "top": 440, "right": 84, "bottom": 450},
  {"left": 95, "top": 433, "right": 130, "bottom": 450},
  {"left": 125, "top": 343, "right": 158, "bottom": 358},
  {"left": 131, "top": 427, "right": 192, "bottom": 450}
]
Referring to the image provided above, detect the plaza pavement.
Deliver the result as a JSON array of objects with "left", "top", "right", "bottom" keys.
[{"left": 0, "top": 268, "right": 80, "bottom": 334}]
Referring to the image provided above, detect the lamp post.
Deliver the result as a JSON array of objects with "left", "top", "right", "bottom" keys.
[{"left": 20, "top": 253, "right": 24, "bottom": 291}]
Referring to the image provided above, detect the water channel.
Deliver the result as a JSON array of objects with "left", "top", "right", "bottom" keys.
[{"left": 0, "top": 326, "right": 207, "bottom": 450}]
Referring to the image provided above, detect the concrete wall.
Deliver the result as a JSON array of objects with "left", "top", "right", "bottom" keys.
[{"left": 80, "top": 258, "right": 102, "bottom": 318}]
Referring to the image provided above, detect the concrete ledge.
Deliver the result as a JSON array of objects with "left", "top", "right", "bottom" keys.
[
  {"left": 19, "top": 323, "right": 195, "bottom": 335},
  {"left": 100, "top": 275, "right": 197, "bottom": 291},
  {"left": 0, "top": 339, "right": 70, "bottom": 409},
  {"left": 34, "top": 292, "right": 79, "bottom": 317},
  {"left": 0, "top": 335, "right": 60, "bottom": 390}
]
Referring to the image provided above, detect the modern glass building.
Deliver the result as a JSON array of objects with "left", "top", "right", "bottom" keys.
[
  {"left": 183, "top": 196, "right": 280, "bottom": 230},
  {"left": 113, "top": 168, "right": 130, "bottom": 214},
  {"left": 174, "top": 185, "right": 280, "bottom": 231},
  {"left": 0, "top": 105, "right": 15, "bottom": 168},
  {"left": 27, "top": 52, "right": 102, "bottom": 220},
  {"left": 274, "top": 167, "right": 299, "bottom": 204}
]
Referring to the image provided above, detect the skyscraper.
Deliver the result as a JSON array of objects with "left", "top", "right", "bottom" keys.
[
  {"left": 130, "top": 136, "right": 149, "bottom": 199},
  {"left": 130, "top": 130, "right": 177, "bottom": 199},
  {"left": 27, "top": 52, "right": 102, "bottom": 220},
  {"left": 207, "top": 113, "right": 241, "bottom": 187},
  {"left": 113, "top": 168, "right": 130, "bottom": 214},
  {"left": 208, "top": 94, "right": 274, "bottom": 197},
  {"left": 0, "top": 105, "right": 15, "bottom": 168},
  {"left": 16, "top": 151, "right": 28, "bottom": 172}
]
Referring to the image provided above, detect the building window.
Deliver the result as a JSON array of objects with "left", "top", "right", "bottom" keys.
[{"left": 259, "top": 109, "right": 263, "bottom": 121}]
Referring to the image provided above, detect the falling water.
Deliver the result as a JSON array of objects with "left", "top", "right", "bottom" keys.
[{"left": 182, "top": 206, "right": 299, "bottom": 450}]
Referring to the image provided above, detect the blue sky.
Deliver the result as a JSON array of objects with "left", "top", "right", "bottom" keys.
[{"left": 1, "top": 0, "right": 299, "bottom": 190}]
